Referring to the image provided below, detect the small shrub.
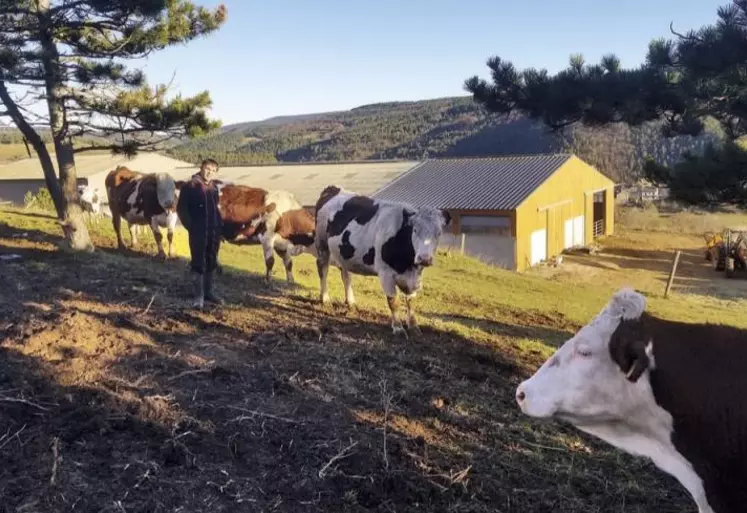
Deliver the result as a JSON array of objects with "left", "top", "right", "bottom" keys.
[{"left": 24, "top": 187, "right": 56, "bottom": 212}]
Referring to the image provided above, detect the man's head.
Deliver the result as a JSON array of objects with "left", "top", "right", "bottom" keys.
[{"left": 199, "top": 158, "right": 219, "bottom": 182}]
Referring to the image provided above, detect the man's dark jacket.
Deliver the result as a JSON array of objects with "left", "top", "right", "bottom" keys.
[{"left": 177, "top": 173, "right": 222, "bottom": 274}]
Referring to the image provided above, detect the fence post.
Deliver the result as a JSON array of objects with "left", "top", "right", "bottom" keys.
[
  {"left": 664, "top": 250, "right": 681, "bottom": 299},
  {"left": 460, "top": 233, "right": 466, "bottom": 255}
]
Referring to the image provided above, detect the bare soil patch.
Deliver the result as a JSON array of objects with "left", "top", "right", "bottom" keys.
[{"left": 0, "top": 218, "right": 693, "bottom": 512}]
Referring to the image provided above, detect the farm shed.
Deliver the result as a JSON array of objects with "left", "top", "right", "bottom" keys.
[
  {"left": 214, "top": 160, "right": 419, "bottom": 209},
  {"left": 372, "top": 154, "right": 615, "bottom": 271},
  {"left": 0, "top": 152, "right": 195, "bottom": 207}
]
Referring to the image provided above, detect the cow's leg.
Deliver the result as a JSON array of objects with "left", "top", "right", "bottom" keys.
[
  {"left": 379, "top": 274, "right": 404, "bottom": 335},
  {"left": 129, "top": 222, "right": 139, "bottom": 248},
  {"left": 317, "top": 256, "right": 330, "bottom": 304},
  {"left": 166, "top": 213, "right": 177, "bottom": 258},
  {"left": 340, "top": 267, "right": 355, "bottom": 307},
  {"left": 112, "top": 212, "right": 127, "bottom": 250},
  {"left": 404, "top": 293, "right": 421, "bottom": 334},
  {"left": 263, "top": 239, "right": 276, "bottom": 284},
  {"left": 277, "top": 248, "right": 295, "bottom": 284},
  {"left": 150, "top": 218, "right": 166, "bottom": 260}
]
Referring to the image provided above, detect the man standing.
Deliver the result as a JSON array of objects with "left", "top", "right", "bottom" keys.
[{"left": 176, "top": 158, "right": 223, "bottom": 309}]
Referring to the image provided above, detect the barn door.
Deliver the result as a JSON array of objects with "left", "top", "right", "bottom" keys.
[
  {"left": 564, "top": 219, "right": 573, "bottom": 249},
  {"left": 530, "top": 229, "right": 547, "bottom": 265},
  {"left": 573, "top": 216, "right": 585, "bottom": 246}
]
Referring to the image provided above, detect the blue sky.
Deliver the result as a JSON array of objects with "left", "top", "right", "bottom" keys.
[{"left": 139, "top": 0, "right": 726, "bottom": 125}]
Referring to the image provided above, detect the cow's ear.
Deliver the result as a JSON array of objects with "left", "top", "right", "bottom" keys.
[
  {"left": 609, "top": 317, "right": 652, "bottom": 382},
  {"left": 440, "top": 209, "right": 451, "bottom": 227},
  {"left": 265, "top": 202, "right": 277, "bottom": 214}
]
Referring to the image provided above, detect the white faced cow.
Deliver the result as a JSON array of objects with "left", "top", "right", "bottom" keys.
[
  {"left": 516, "top": 287, "right": 747, "bottom": 513},
  {"left": 77, "top": 184, "right": 102, "bottom": 223},
  {"left": 314, "top": 185, "right": 451, "bottom": 334},
  {"left": 104, "top": 166, "right": 184, "bottom": 260}
]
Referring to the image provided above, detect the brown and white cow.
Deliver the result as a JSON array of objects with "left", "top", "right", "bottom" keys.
[
  {"left": 104, "top": 166, "right": 184, "bottom": 259},
  {"left": 515, "top": 288, "right": 747, "bottom": 513},
  {"left": 216, "top": 183, "right": 308, "bottom": 282},
  {"left": 253, "top": 208, "right": 317, "bottom": 283}
]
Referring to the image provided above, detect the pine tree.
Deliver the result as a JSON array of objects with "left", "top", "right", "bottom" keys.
[
  {"left": 464, "top": 0, "right": 747, "bottom": 204},
  {"left": 0, "top": 0, "right": 226, "bottom": 250}
]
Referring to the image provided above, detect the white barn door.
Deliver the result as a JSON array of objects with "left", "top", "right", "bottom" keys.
[
  {"left": 530, "top": 229, "right": 547, "bottom": 265},
  {"left": 572, "top": 216, "right": 585, "bottom": 246},
  {"left": 564, "top": 219, "right": 574, "bottom": 249}
]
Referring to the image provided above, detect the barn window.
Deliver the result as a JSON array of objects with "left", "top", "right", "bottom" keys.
[{"left": 460, "top": 215, "right": 511, "bottom": 235}]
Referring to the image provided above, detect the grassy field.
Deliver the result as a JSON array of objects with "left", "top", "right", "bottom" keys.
[
  {"left": 0, "top": 143, "right": 54, "bottom": 164},
  {"left": 1, "top": 205, "right": 745, "bottom": 513}
]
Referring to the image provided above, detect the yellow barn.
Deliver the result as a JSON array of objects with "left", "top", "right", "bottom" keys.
[{"left": 372, "top": 154, "right": 615, "bottom": 271}]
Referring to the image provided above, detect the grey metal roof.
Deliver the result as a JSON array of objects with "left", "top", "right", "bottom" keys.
[{"left": 371, "top": 154, "right": 572, "bottom": 210}]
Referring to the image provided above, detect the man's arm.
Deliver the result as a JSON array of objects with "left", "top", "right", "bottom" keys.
[{"left": 176, "top": 184, "right": 194, "bottom": 231}]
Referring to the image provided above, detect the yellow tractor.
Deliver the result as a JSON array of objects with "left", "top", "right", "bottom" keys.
[
  {"left": 704, "top": 231, "right": 724, "bottom": 264},
  {"left": 705, "top": 229, "right": 747, "bottom": 277}
]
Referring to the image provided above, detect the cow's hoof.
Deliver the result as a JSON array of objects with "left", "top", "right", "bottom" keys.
[
  {"left": 392, "top": 324, "right": 407, "bottom": 338},
  {"left": 320, "top": 294, "right": 331, "bottom": 304},
  {"left": 192, "top": 298, "right": 204, "bottom": 310},
  {"left": 156, "top": 253, "right": 167, "bottom": 262}
]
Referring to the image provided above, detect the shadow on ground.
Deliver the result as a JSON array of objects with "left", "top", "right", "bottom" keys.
[{"left": 0, "top": 222, "right": 694, "bottom": 513}]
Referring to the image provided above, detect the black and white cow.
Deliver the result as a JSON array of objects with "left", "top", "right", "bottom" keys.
[
  {"left": 515, "top": 287, "right": 747, "bottom": 513},
  {"left": 314, "top": 185, "right": 451, "bottom": 334}
]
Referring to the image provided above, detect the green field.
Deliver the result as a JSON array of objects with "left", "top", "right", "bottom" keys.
[{"left": 1, "top": 205, "right": 745, "bottom": 512}]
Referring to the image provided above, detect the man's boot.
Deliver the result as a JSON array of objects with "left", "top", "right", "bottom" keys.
[
  {"left": 203, "top": 270, "right": 224, "bottom": 305},
  {"left": 192, "top": 272, "right": 205, "bottom": 309}
]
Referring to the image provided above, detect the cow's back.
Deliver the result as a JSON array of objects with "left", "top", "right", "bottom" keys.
[
  {"left": 219, "top": 184, "right": 268, "bottom": 223},
  {"left": 646, "top": 318, "right": 747, "bottom": 512}
]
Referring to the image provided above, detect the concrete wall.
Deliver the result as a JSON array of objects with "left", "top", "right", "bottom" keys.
[
  {"left": 514, "top": 155, "right": 615, "bottom": 272},
  {"left": 440, "top": 232, "right": 516, "bottom": 269},
  {"left": 0, "top": 178, "right": 89, "bottom": 206}
]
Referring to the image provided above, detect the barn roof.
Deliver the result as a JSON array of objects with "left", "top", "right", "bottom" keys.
[{"left": 372, "top": 154, "right": 573, "bottom": 210}]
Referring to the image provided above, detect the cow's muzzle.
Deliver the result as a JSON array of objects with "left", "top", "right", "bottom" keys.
[{"left": 415, "top": 255, "right": 434, "bottom": 267}]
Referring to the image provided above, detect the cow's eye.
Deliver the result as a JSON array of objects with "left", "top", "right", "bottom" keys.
[{"left": 577, "top": 347, "right": 592, "bottom": 357}]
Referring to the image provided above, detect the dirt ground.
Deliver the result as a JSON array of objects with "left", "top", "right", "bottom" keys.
[
  {"left": 530, "top": 229, "right": 747, "bottom": 302},
  {"left": 0, "top": 214, "right": 693, "bottom": 513}
]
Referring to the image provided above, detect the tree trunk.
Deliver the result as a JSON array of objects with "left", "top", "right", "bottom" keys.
[
  {"left": 0, "top": 80, "right": 65, "bottom": 215},
  {"left": 37, "top": 0, "right": 92, "bottom": 252}
]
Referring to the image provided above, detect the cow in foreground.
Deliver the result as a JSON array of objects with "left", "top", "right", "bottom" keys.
[
  {"left": 104, "top": 166, "right": 184, "bottom": 259},
  {"left": 217, "top": 183, "right": 308, "bottom": 282},
  {"left": 314, "top": 186, "right": 451, "bottom": 334},
  {"left": 515, "top": 288, "right": 747, "bottom": 513}
]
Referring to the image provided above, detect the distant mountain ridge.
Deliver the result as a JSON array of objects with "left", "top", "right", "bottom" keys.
[{"left": 0, "top": 95, "right": 721, "bottom": 184}]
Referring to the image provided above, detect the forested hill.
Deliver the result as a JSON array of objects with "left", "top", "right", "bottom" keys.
[{"left": 161, "top": 95, "right": 722, "bottom": 184}]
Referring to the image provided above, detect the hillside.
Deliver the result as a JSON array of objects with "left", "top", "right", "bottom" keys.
[
  {"left": 1, "top": 204, "right": 746, "bottom": 512},
  {"left": 166, "top": 96, "right": 723, "bottom": 183}
]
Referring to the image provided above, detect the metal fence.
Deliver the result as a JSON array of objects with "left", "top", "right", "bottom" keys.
[{"left": 593, "top": 219, "right": 604, "bottom": 238}]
